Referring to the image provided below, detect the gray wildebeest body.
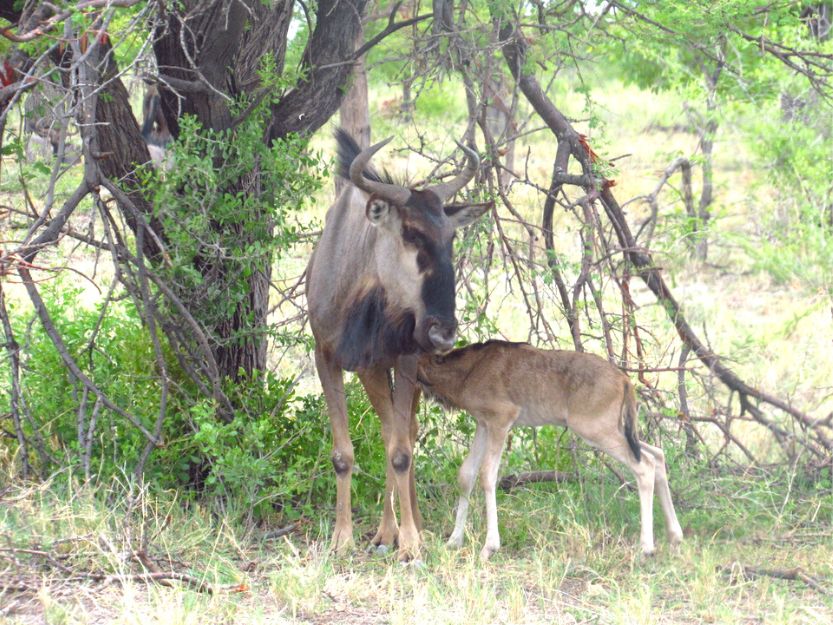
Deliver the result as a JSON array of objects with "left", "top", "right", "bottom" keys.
[
  {"left": 417, "top": 341, "right": 684, "bottom": 560},
  {"left": 307, "top": 130, "right": 488, "bottom": 560}
]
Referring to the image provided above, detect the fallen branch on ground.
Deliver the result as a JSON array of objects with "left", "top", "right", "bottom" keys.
[
  {"left": 499, "top": 470, "right": 573, "bottom": 491},
  {"left": 0, "top": 545, "right": 248, "bottom": 595},
  {"left": 718, "top": 562, "right": 830, "bottom": 595},
  {"left": 264, "top": 523, "right": 297, "bottom": 540}
]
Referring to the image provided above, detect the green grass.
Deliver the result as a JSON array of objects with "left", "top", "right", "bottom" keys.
[{"left": 2, "top": 464, "right": 830, "bottom": 624}]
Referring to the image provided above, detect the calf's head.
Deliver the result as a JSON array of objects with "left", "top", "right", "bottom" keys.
[{"left": 351, "top": 137, "right": 490, "bottom": 355}]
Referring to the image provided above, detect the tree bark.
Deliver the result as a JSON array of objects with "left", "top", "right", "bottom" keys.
[
  {"left": 145, "top": 0, "right": 366, "bottom": 379},
  {"left": 336, "top": 11, "right": 372, "bottom": 196},
  {"left": 267, "top": 0, "right": 368, "bottom": 141}
]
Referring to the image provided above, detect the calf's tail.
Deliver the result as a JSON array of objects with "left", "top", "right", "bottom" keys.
[{"left": 621, "top": 379, "right": 641, "bottom": 462}]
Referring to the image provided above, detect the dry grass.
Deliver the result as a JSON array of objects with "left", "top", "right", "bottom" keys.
[{"left": 2, "top": 466, "right": 831, "bottom": 624}]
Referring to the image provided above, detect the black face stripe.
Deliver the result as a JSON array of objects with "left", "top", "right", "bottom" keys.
[
  {"left": 402, "top": 225, "right": 431, "bottom": 249},
  {"left": 402, "top": 223, "right": 444, "bottom": 274},
  {"left": 421, "top": 245, "right": 455, "bottom": 322},
  {"left": 398, "top": 190, "right": 457, "bottom": 326}
]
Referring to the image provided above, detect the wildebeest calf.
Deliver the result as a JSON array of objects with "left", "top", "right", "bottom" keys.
[{"left": 417, "top": 340, "right": 684, "bottom": 560}]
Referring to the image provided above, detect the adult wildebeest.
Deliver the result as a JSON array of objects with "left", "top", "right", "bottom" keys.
[
  {"left": 416, "top": 341, "right": 684, "bottom": 560},
  {"left": 307, "top": 130, "right": 489, "bottom": 560}
]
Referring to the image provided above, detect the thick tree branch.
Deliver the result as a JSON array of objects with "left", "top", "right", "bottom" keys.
[
  {"left": 267, "top": 0, "right": 369, "bottom": 141},
  {"left": 352, "top": 8, "right": 434, "bottom": 60}
]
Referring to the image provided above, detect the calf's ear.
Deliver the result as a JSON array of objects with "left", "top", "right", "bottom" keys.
[{"left": 444, "top": 201, "right": 493, "bottom": 229}]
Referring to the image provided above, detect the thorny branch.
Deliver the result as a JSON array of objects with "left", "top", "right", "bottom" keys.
[{"left": 485, "top": 5, "right": 833, "bottom": 465}]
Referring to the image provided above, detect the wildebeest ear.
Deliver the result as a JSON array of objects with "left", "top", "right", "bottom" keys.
[
  {"left": 444, "top": 200, "right": 493, "bottom": 229},
  {"left": 366, "top": 197, "right": 394, "bottom": 226}
]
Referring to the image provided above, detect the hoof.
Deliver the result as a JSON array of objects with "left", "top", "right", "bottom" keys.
[
  {"left": 479, "top": 546, "right": 498, "bottom": 562},
  {"left": 396, "top": 545, "right": 421, "bottom": 563},
  {"left": 396, "top": 528, "right": 421, "bottom": 563},
  {"left": 370, "top": 528, "right": 399, "bottom": 549},
  {"left": 400, "top": 558, "right": 425, "bottom": 569},
  {"left": 330, "top": 528, "right": 355, "bottom": 555},
  {"left": 446, "top": 535, "right": 463, "bottom": 550}
]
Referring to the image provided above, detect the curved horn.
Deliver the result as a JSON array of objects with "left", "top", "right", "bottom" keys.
[
  {"left": 426, "top": 140, "right": 480, "bottom": 201},
  {"left": 349, "top": 136, "right": 411, "bottom": 206}
]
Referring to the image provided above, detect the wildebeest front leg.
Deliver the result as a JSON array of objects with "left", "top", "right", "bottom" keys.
[
  {"left": 408, "top": 384, "right": 424, "bottom": 532},
  {"left": 390, "top": 355, "right": 421, "bottom": 560},
  {"left": 358, "top": 368, "right": 400, "bottom": 549},
  {"left": 315, "top": 348, "right": 355, "bottom": 553}
]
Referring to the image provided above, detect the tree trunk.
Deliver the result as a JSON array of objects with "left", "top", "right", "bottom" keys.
[
  {"left": 692, "top": 58, "right": 723, "bottom": 261},
  {"left": 483, "top": 74, "right": 516, "bottom": 188},
  {"left": 145, "top": 0, "right": 365, "bottom": 380},
  {"left": 336, "top": 18, "right": 371, "bottom": 196}
]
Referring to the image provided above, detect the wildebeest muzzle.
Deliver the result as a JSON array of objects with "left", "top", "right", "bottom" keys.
[{"left": 423, "top": 316, "right": 457, "bottom": 354}]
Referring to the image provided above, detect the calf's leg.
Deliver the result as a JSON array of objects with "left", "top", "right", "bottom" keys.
[
  {"left": 603, "top": 441, "right": 657, "bottom": 555},
  {"left": 447, "top": 423, "right": 488, "bottom": 549},
  {"left": 479, "top": 413, "right": 516, "bottom": 561},
  {"left": 640, "top": 442, "right": 683, "bottom": 546},
  {"left": 572, "top": 406, "right": 658, "bottom": 555}
]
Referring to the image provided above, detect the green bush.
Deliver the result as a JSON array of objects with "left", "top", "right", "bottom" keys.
[
  {"left": 0, "top": 281, "right": 466, "bottom": 524},
  {"left": 742, "top": 91, "right": 833, "bottom": 295},
  {"left": 2, "top": 281, "right": 165, "bottom": 478}
]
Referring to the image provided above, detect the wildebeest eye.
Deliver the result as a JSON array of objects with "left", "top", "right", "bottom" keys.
[{"left": 402, "top": 226, "right": 428, "bottom": 248}]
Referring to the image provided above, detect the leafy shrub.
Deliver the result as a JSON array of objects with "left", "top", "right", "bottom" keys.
[
  {"left": 742, "top": 94, "right": 833, "bottom": 295},
  {"left": 2, "top": 280, "right": 168, "bottom": 479},
  {"left": 139, "top": 107, "right": 323, "bottom": 348},
  {"left": 0, "top": 281, "right": 464, "bottom": 524}
]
